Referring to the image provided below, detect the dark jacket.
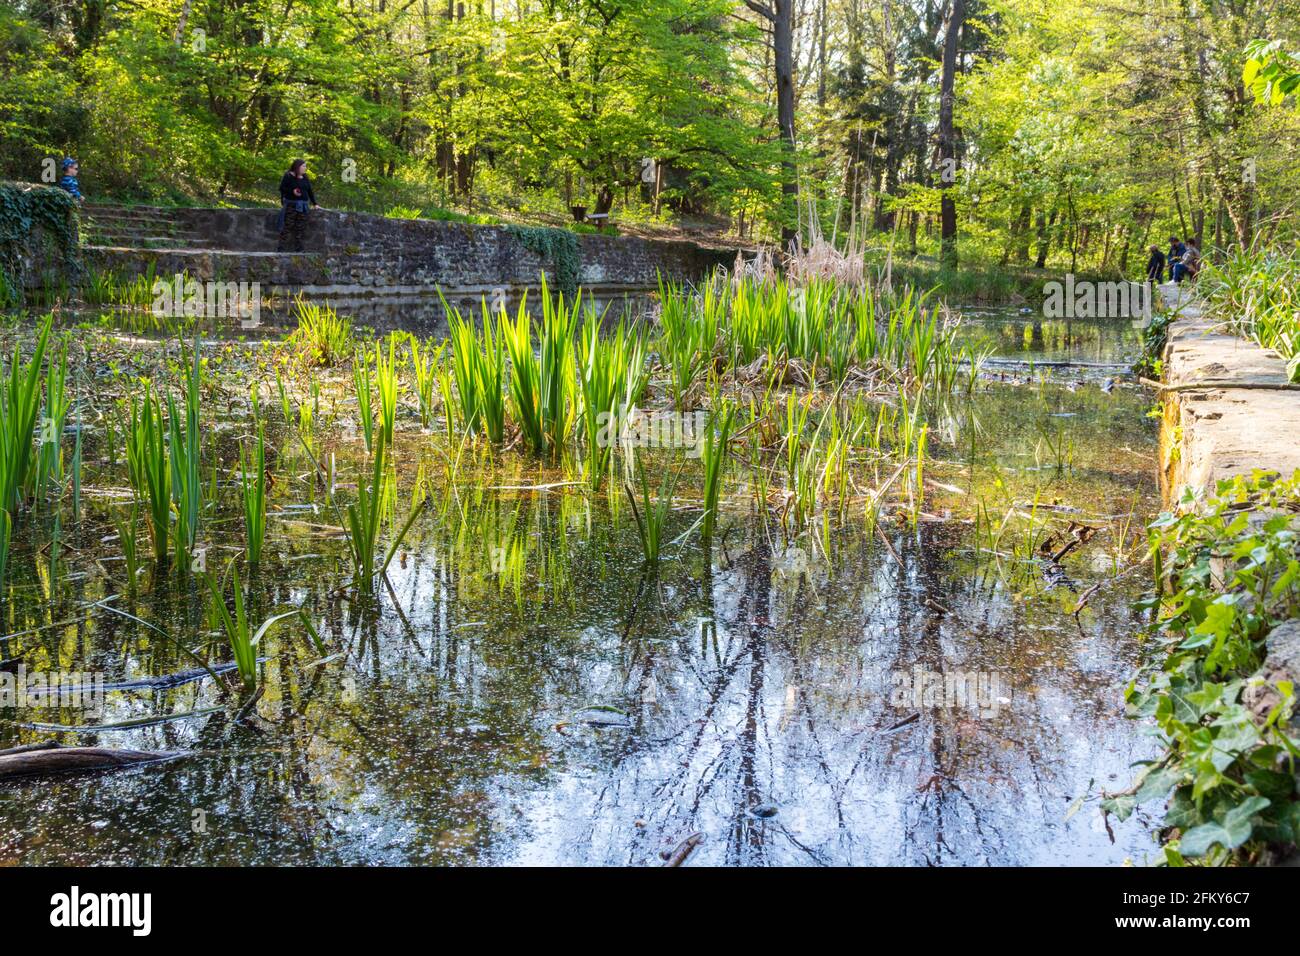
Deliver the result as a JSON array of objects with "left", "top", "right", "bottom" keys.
[
  {"left": 279, "top": 172, "right": 316, "bottom": 206},
  {"left": 1146, "top": 249, "right": 1165, "bottom": 280}
]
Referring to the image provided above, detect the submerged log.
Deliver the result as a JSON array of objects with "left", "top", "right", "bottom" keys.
[{"left": 0, "top": 744, "right": 183, "bottom": 780}]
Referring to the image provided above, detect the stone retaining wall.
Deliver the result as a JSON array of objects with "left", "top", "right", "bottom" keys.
[
  {"left": 84, "top": 206, "right": 735, "bottom": 301},
  {"left": 1158, "top": 285, "right": 1300, "bottom": 501}
]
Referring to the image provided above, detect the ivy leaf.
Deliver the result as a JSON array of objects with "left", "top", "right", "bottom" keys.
[
  {"left": 1221, "top": 796, "right": 1271, "bottom": 849},
  {"left": 1178, "top": 822, "right": 1230, "bottom": 856}
]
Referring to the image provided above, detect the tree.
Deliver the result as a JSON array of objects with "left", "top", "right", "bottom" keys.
[{"left": 937, "top": 0, "right": 964, "bottom": 268}]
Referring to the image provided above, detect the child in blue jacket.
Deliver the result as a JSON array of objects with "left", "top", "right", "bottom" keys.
[{"left": 58, "top": 158, "right": 84, "bottom": 202}]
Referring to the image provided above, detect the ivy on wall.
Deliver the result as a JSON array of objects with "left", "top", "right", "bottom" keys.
[
  {"left": 506, "top": 225, "right": 581, "bottom": 300},
  {"left": 0, "top": 183, "right": 80, "bottom": 306}
]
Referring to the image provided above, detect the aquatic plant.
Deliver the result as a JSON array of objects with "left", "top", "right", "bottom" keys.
[
  {"left": 408, "top": 334, "right": 444, "bottom": 429},
  {"left": 352, "top": 349, "right": 375, "bottom": 451},
  {"left": 446, "top": 299, "right": 506, "bottom": 443},
  {"left": 241, "top": 419, "right": 267, "bottom": 568},
  {"left": 0, "top": 315, "right": 51, "bottom": 515},
  {"left": 112, "top": 503, "right": 141, "bottom": 593},
  {"left": 342, "top": 441, "right": 424, "bottom": 590},
  {"left": 126, "top": 387, "right": 171, "bottom": 564},
  {"left": 34, "top": 335, "right": 69, "bottom": 502},
  {"left": 167, "top": 336, "right": 203, "bottom": 562},
  {"left": 657, "top": 276, "right": 711, "bottom": 410},
  {"left": 0, "top": 508, "right": 9, "bottom": 594},
  {"left": 289, "top": 298, "right": 353, "bottom": 367},
  {"left": 375, "top": 335, "right": 400, "bottom": 448},
  {"left": 700, "top": 400, "right": 735, "bottom": 539},
  {"left": 1035, "top": 419, "right": 1073, "bottom": 477},
  {"left": 578, "top": 309, "right": 644, "bottom": 486},
  {"left": 206, "top": 564, "right": 300, "bottom": 693},
  {"left": 625, "top": 460, "right": 678, "bottom": 567},
  {"left": 502, "top": 281, "right": 577, "bottom": 456}
]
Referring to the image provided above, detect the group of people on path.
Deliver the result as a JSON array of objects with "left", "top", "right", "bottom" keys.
[{"left": 1146, "top": 236, "right": 1201, "bottom": 284}]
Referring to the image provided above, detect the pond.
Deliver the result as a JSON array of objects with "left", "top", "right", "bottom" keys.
[{"left": 0, "top": 304, "right": 1161, "bottom": 866}]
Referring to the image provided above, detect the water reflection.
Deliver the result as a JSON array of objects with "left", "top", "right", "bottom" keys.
[{"left": 0, "top": 307, "right": 1161, "bottom": 867}]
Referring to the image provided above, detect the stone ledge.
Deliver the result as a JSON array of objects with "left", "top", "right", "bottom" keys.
[{"left": 1159, "top": 285, "right": 1300, "bottom": 500}]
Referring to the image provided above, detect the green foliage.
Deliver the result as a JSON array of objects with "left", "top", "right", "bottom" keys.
[
  {"left": 341, "top": 441, "right": 423, "bottom": 591},
  {"left": 0, "top": 184, "right": 79, "bottom": 301},
  {"left": 167, "top": 337, "right": 203, "bottom": 561},
  {"left": 1112, "top": 472, "right": 1300, "bottom": 864},
  {"left": 1244, "top": 40, "right": 1300, "bottom": 107},
  {"left": 508, "top": 227, "right": 581, "bottom": 300},
  {"left": 0, "top": 314, "right": 51, "bottom": 515},
  {"left": 289, "top": 299, "right": 353, "bottom": 368},
  {"left": 578, "top": 309, "right": 644, "bottom": 487},
  {"left": 374, "top": 334, "right": 400, "bottom": 448},
  {"left": 0, "top": 508, "right": 9, "bottom": 595},
  {"left": 126, "top": 386, "right": 171, "bottom": 564},
  {"left": 206, "top": 563, "right": 299, "bottom": 693},
  {"left": 501, "top": 280, "right": 578, "bottom": 457},
  {"left": 1200, "top": 247, "right": 1300, "bottom": 381},
  {"left": 352, "top": 349, "right": 375, "bottom": 452},
  {"left": 241, "top": 417, "right": 267, "bottom": 568},
  {"left": 657, "top": 276, "right": 718, "bottom": 410},
  {"left": 407, "top": 333, "right": 444, "bottom": 430},
  {"left": 383, "top": 205, "right": 423, "bottom": 219},
  {"left": 625, "top": 459, "right": 679, "bottom": 568},
  {"left": 700, "top": 401, "right": 735, "bottom": 540},
  {"left": 445, "top": 298, "right": 506, "bottom": 443}
]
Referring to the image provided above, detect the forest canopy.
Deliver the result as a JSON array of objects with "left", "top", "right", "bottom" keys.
[{"left": 2, "top": 0, "right": 1298, "bottom": 274}]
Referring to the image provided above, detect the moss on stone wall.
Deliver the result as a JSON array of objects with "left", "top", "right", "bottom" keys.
[
  {"left": 506, "top": 225, "right": 581, "bottom": 300},
  {"left": 0, "top": 183, "right": 80, "bottom": 306}
]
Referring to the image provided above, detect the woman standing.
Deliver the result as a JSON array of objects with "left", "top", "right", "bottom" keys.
[{"left": 277, "top": 159, "right": 318, "bottom": 252}]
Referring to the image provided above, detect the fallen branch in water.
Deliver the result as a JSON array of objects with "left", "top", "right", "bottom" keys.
[
  {"left": 0, "top": 744, "right": 184, "bottom": 780},
  {"left": 661, "top": 832, "right": 704, "bottom": 867}
]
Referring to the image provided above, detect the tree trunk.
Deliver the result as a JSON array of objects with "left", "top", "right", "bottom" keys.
[
  {"left": 937, "top": 0, "right": 964, "bottom": 269},
  {"left": 774, "top": 0, "right": 798, "bottom": 249}
]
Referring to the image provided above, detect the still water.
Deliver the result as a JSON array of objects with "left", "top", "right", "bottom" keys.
[{"left": 0, "top": 308, "right": 1160, "bottom": 866}]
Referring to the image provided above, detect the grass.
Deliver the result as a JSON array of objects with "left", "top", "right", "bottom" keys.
[
  {"left": 502, "top": 281, "right": 578, "bottom": 456},
  {"left": 0, "top": 315, "right": 52, "bottom": 516},
  {"left": 700, "top": 401, "right": 735, "bottom": 539},
  {"left": 375, "top": 335, "right": 400, "bottom": 448},
  {"left": 446, "top": 298, "right": 506, "bottom": 443},
  {"left": 625, "top": 459, "right": 679, "bottom": 567},
  {"left": 241, "top": 417, "right": 267, "bottom": 568},
  {"left": 289, "top": 298, "right": 354, "bottom": 367},
  {"left": 341, "top": 440, "right": 424, "bottom": 590},
  {"left": 126, "top": 386, "right": 171, "bottom": 564},
  {"left": 1200, "top": 246, "right": 1300, "bottom": 381}
]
